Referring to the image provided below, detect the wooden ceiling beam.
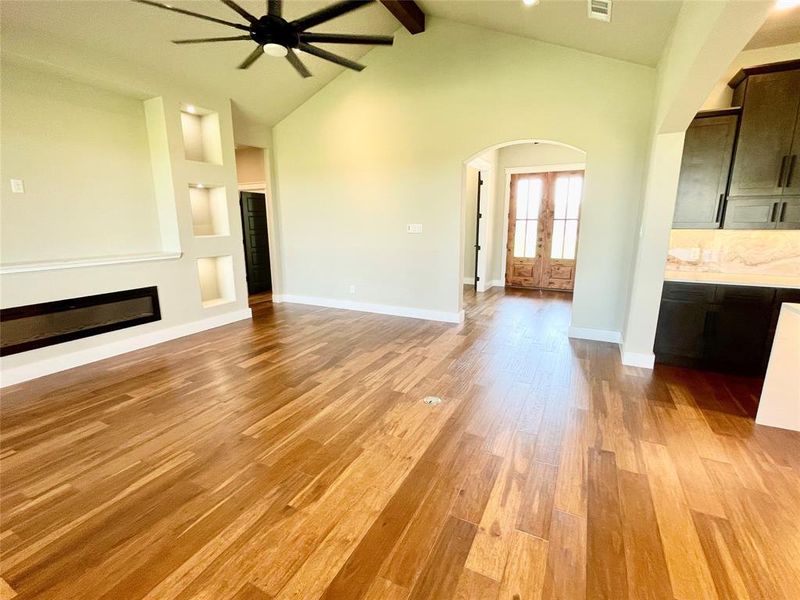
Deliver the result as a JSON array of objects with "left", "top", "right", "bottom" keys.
[{"left": 379, "top": 0, "right": 425, "bottom": 34}]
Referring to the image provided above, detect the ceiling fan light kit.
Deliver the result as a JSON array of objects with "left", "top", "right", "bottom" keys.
[{"left": 132, "top": 0, "right": 394, "bottom": 78}]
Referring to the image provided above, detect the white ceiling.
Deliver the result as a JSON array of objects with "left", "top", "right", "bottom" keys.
[
  {"left": 9, "top": 1, "right": 790, "bottom": 130},
  {"left": 0, "top": 1, "right": 399, "bottom": 126},
  {"left": 746, "top": 3, "right": 800, "bottom": 50},
  {"left": 419, "top": 0, "right": 683, "bottom": 67}
]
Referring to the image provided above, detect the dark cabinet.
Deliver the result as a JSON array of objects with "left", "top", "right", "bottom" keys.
[
  {"left": 673, "top": 112, "right": 737, "bottom": 228},
  {"left": 777, "top": 197, "right": 800, "bottom": 229},
  {"left": 788, "top": 115, "right": 800, "bottom": 195},
  {"left": 723, "top": 197, "right": 782, "bottom": 229},
  {"left": 729, "top": 69, "right": 800, "bottom": 198},
  {"left": 654, "top": 283, "right": 714, "bottom": 361},
  {"left": 654, "top": 282, "right": 798, "bottom": 376},
  {"left": 672, "top": 60, "right": 800, "bottom": 230},
  {"left": 723, "top": 196, "right": 800, "bottom": 230},
  {"left": 706, "top": 286, "right": 774, "bottom": 372}
]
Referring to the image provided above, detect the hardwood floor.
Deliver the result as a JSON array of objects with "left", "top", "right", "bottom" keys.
[
  {"left": 249, "top": 291, "right": 273, "bottom": 307},
  {"left": 2, "top": 287, "right": 799, "bottom": 599}
]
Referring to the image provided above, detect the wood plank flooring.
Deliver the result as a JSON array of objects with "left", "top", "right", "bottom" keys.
[{"left": 2, "top": 287, "right": 799, "bottom": 599}]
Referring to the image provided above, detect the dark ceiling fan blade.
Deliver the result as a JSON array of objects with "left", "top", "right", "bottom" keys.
[
  {"left": 286, "top": 49, "right": 312, "bottom": 78},
  {"left": 297, "top": 42, "right": 365, "bottom": 71},
  {"left": 292, "top": 1, "right": 372, "bottom": 31},
  {"left": 268, "top": 0, "right": 282, "bottom": 17},
  {"left": 173, "top": 35, "right": 252, "bottom": 44},
  {"left": 299, "top": 32, "right": 393, "bottom": 45},
  {"left": 220, "top": 0, "right": 257, "bottom": 24},
  {"left": 238, "top": 45, "right": 265, "bottom": 69},
  {"left": 131, "top": 0, "right": 250, "bottom": 31}
]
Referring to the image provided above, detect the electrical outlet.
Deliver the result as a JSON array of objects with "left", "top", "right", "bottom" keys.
[
  {"left": 349, "top": 285, "right": 356, "bottom": 295},
  {"left": 407, "top": 224, "right": 422, "bottom": 234},
  {"left": 10, "top": 179, "right": 24, "bottom": 194}
]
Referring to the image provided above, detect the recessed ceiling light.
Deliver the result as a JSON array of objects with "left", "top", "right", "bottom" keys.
[
  {"left": 522, "top": 0, "right": 540, "bottom": 6},
  {"left": 185, "top": 105, "right": 196, "bottom": 114},
  {"left": 263, "top": 43, "right": 288, "bottom": 58},
  {"left": 196, "top": 183, "right": 204, "bottom": 189},
  {"left": 775, "top": 0, "right": 800, "bottom": 9}
]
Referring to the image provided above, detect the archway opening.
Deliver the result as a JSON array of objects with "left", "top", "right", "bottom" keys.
[{"left": 459, "top": 139, "right": 587, "bottom": 318}]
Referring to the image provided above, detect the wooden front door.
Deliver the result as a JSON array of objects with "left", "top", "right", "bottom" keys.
[
  {"left": 505, "top": 171, "right": 583, "bottom": 291},
  {"left": 240, "top": 192, "right": 272, "bottom": 294}
]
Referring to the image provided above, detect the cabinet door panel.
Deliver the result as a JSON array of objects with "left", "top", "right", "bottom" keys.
[
  {"left": 723, "top": 197, "right": 780, "bottom": 229},
  {"left": 729, "top": 70, "right": 800, "bottom": 197},
  {"left": 713, "top": 285, "right": 774, "bottom": 305},
  {"left": 776, "top": 197, "right": 800, "bottom": 230},
  {"left": 785, "top": 111, "right": 800, "bottom": 195},
  {"left": 662, "top": 281, "right": 715, "bottom": 303},
  {"left": 673, "top": 114, "right": 737, "bottom": 228},
  {"left": 708, "top": 305, "right": 772, "bottom": 374},
  {"left": 654, "top": 300, "right": 708, "bottom": 359}
]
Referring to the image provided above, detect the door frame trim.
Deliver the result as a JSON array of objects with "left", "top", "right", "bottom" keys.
[
  {"left": 463, "top": 159, "right": 494, "bottom": 292},
  {"left": 501, "top": 163, "right": 586, "bottom": 285}
]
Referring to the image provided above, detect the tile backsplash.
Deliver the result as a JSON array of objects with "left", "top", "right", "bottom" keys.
[{"left": 667, "top": 230, "right": 800, "bottom": 276}]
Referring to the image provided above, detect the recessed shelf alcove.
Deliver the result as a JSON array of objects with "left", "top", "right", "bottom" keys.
[
  {"left": 196, "top": 255, "right": 235, "bottom": 308},
  {"left": 189, "top": 185, "right": 229, "bottom": 237},
  {"left": 180, "top": 104, "right": 223, "bottom": 164}
]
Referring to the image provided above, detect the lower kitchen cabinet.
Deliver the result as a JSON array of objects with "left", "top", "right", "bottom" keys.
[{"left": 654, "top": 281, "right": 800, "bottom": 376}]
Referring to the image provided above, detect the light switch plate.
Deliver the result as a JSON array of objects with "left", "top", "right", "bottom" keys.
[
  {"left": 10, "top": 179, "right": 24, "bottom": 194},
  {"left": 407, "top": 224, "right": 422, "bottom": 234}
]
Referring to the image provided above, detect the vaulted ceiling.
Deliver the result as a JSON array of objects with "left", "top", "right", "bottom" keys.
[
  {"left": 5, "top": 0, "right": 793, "bottom": 130},
  {"left": 419, "top": 0, "right": 682, "bottom": 67},
  {"left": 0, "top": 1, "right": 399, "bottom": 126}
]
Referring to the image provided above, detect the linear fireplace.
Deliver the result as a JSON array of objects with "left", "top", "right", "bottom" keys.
[{"left": 1, "top": 287, "right": 161, "bottom": 356}]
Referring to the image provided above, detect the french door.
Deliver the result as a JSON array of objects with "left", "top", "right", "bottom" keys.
[{"left": 505, "top": 170, "right": 584, "bottom": 291}]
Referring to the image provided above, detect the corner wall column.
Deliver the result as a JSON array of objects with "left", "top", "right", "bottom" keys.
[{"left": 620, "top": 132, "right": 685, "bottom": 368}]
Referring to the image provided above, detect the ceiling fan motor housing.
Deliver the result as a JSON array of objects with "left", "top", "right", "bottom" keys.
[{"left": 249, "top": 15, "right": 299, "bottom": 48}]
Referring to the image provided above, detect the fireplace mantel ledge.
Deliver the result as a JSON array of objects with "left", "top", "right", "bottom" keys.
[{"left": 0, "top": 251, "right": 183, "bottom": 274}]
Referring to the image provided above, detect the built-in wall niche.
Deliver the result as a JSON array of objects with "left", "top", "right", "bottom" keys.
[
  {"left": 180, "top": 104, "right": 223, "bottom": 164},
  {"left": 189, "top": 184, "right": 229, "bottom": 237},
  {"left": 196, "top": 255, "right": 236, "bottom": 308}
]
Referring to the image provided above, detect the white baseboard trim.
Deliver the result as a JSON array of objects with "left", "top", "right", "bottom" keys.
[
  {"left": 465, "top": 279, "right": 503, "bottom": 292},
  {"left": 567, "top": 326, "right": 622, "bottom": 344},
  {"left": 0, "top": 308, "right": 253, "bottom": 388},
  {"left": 275, "top": 294, "right": 464, "bottom": 324},
  {"left": 619, "top": 348, "right": 656, "bottom": 369}
]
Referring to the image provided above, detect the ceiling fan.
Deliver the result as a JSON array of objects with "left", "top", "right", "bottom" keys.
[{"left": 132, "top": 0, "right": 394, "bottom": 78}]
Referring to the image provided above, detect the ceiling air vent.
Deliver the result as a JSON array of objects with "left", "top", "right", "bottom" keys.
[{"left": 588, "top": 0, "right": 612, "bottom": 22}]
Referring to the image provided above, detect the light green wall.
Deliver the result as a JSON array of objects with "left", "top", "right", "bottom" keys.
[
  {"left": 0, "top": 64, "right": 252, "bottom": 383},
  {"left": 1, "top": 62, "right": 161, "bottom": 262},
  {"left": 274, "top": 18, "right": 655, "bottom": 330}
]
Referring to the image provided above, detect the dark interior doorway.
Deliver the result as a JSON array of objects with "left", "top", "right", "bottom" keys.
[{"left": 239, "top": 191, "right": 272, "bottom": 295}]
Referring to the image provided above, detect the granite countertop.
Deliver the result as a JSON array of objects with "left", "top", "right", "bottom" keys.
[{"left": 663, "top": 270, "right": 800, "bottom": 289}]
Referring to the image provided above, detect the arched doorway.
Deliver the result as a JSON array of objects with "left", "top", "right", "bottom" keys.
[{"left": 459, "top": 139, "right": 587, "bottom": 311}]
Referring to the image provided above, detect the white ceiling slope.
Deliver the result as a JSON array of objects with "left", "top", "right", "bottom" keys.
[
  {"left": 1, "top": 0, "right": 685, "bottom": 128},
  {"left": 746, "top": 2, "right": 800, "bottom": 50},
  {"left": 0, "top": 0, "right": 399, "bottom": 126},
  {"left": 419, "top": 0, "right": 683, "bottom": 67},
  {"left": 6, "top": 0, "right": 793, "bottom": 129}
]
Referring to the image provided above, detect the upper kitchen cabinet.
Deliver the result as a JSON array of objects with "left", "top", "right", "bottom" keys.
[
  {"left": 673, "top": 110, "right": 738, "bottom": 229},
  {"left": 787, "top": 110, "right": 800, "bottom": 196},
  {"left": 728, "top": 62, "right": 800, "bottom": 199},
  {"left": 777, "top": 197, "right": 800, "bottom": 229}
]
